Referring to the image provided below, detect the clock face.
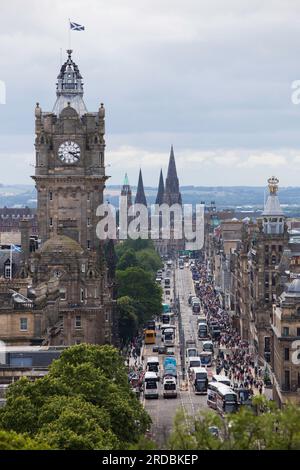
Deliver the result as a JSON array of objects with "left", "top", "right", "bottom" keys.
[
  {"left": 58, "top": 141, "right": 81, "bottom": 164},
  {"left": 53, "top": 269, "right": 63, "bottom": 278}
]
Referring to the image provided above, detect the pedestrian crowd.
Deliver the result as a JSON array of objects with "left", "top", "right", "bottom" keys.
[{"left": 193, "top": 261, "right": 265, "bottom": 396}]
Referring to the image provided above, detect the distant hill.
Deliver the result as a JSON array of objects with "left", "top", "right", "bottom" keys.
[{"left": 2, "top": 184, "right": 300, "bottom": 217}]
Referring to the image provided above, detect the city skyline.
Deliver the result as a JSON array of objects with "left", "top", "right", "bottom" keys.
[{"left": 1, "top": 1, "right": 300, "bottom": 186}]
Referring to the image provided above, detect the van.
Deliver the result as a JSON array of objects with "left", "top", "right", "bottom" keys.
[{"left": 163, "top": 376, "right": 177, "bottom": 398}]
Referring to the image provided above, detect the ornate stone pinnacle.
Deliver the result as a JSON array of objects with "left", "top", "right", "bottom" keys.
[{"left": 268, "top": 176, "right": 279, "bottom": 195}]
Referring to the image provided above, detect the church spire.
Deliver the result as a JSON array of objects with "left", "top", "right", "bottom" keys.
[
  {"left": 52, "top": 49, "right": 87, "bottom": 117},
  {"left": 155, "top": 169, "right": 165, "bottom": 205},
  {"left": 135, "top": 169, "right": 147, "bottom": 206},
  {"left": 121, "top": 172, "right": 132, "bottom": 207},
  {"left": 163, "top": 145, "right": 182, "bottom": 205}
]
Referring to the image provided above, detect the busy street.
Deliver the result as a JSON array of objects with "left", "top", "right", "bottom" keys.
[{"left": 126, "top": 256, "right": 271, "bottom": 446}]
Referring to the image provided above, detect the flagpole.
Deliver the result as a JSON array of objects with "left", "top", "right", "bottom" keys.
[
  {"left": 10, "top": 244, "right": 12, "bottom": 281},
  {"left": 68, "top": 18, "right": 71, "bottom": 49}
]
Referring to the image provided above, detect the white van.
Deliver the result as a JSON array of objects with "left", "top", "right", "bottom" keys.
[{"left": 163, "top": 376, "right": 177, "bottom": 398}]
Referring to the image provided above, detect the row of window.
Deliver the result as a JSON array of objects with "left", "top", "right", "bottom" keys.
[
  {"left": 49, "top": 218, "right": 92, "bottom": 227},
  {"left": 282, "top": 326, "right": 300, "bottom": 337},
  {"left": 18, "top": 317, "right": 82, "bottom": 332},
  {"left": 265, "top": 245, "right": 283, "bottom": 253},
  {"left": 49, "top": 192, "right": 91, "bottom": 201}
]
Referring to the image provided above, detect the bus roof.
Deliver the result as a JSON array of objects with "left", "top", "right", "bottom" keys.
[
  {"left": 161, "top": 324, "right": 176, "bottom": 330},
  {"left": 147, "top": 356, "right": 159, "bottom": 363},
  {"left": 212, "top": 374, "right": 231, "bottom": 383},
  {"left": 144, "top": 371, "right": 158, "bottom": 379},
  {"left": 208, "top": 382, "right": 234, "bottom": 394},
  {"left": 191, "top": 367, "right": 207, "bottom": 374},
  {"left": 189, "top": 356, "right": 201, "bottom": 363}
]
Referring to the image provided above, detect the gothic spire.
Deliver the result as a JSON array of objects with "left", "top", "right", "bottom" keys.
[
  {"left": 163, "top": 146, "right": 182, "bottom": 205},
  {"left": 155, "top": 169, "right": 165, "bottom": 205},
  {"left": 52, "top": 49, "right": 88, "bottom": 117},
  {"left": 121, "top": 172, "right": 132, "bottom": 207},
  {"left": 135, "top": 169, "right": 147, "bottom": 206}
]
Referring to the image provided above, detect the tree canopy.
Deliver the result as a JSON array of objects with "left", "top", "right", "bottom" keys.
[
  {"left": 0, "top": 344, "right": 151, "bottom": 450},
  {"left": 115, "top": 239, "right": 162, "bottom": 344},
  {"left": 117, "top": 267, "right": 162, "bottom": 327},
  {"left": 168, "top": 396, "right": 300, "bottom": 450}
]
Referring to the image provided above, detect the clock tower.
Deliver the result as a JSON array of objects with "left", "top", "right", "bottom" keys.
[
  {"left": 31, "top": 50, "right": 113, "bottom": 346},
  {"left": 33, "top": 49, "right": 106, "bottom": 248}
]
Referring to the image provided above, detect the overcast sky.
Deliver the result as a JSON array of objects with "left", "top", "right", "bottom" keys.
[{"left": 1, "top": 0, "right": 300, "bottom": 187}]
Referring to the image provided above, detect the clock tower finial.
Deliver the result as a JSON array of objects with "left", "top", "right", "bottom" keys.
[{"left": 52, "top": 49, "right": 87, "bottom": 117}]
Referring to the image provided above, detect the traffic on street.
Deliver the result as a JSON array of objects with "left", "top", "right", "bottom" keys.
[{"left": 127, "top": 255, "right": 269, "bottom": 445}]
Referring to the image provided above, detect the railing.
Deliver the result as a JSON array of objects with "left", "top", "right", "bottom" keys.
[{"left": 13, "top": 302, "right": 34, "bottom": 310}]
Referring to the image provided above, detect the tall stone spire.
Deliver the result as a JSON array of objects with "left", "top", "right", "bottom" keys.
[
  {"left": 135, "top": 169, "right": 147, "bottom": 206},
  {"left": 163, "top": 145, "right": 182, "bottom": 205},
  {"left": 262, "top": 176, "right": 285, "bottom": 235},
  {"left": 121, "top": 172, "right": 132, "bottom": 207},
  {"left": 52, "top": 49, "right": 88, "bottom": 117},
  {"left": 155, "top": 169, "right": 165, "bottom": 205}
]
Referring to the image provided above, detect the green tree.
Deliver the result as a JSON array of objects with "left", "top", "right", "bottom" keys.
[
  {"left": 168, "top": 397, "right": 300, "bottom": 450},
  {"left": 136, "top": 248, "right": 162, "bottom": 275},
  {"left": 117, "top": 296, "right": 139, "bottom": 344},
  {"left": 117, "top": 267, "right": 162, "bottom": 325},
  {"left": 0, "top": 430, "right": 48, "bottom": 450},
  {"left": 116, "top": 239, "right": 157, "bottom": 262},
  {"left": 117, "top": 249, "right": 138, "bottom": 271},
  {"left": 36, "top": 396, "right": 118, "bottom": 450},
  {"left": 0, "top": 344, "right": 151, "bottom": 449}
]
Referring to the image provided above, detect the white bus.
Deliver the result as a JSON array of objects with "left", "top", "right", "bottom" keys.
[
  {"left": 188, "top": 356, "right": 201, "bottom": 374},
  {"left": 199, "top": 351, "right": 213, "bottom": 367},
  {"left": 186, "top": 347, "right": 198, "bottom": 364},
  {"left": 162, "top": 328, "right": 175, "bottom": 347},
  {"left": 144, "top": 371, "right": 159, "bottom": 399},
  {"left": 207, "top": 382, "right": 238, "bottom": 414},
  {"left": 163, "top": 376, "right": 177, "bottom": 398},
  {"left": 190, "top": 367, "right": 208, "bottom": 394},
  {"left": 211, "top": 374, "right": 231, "bottom": 387},
  {"left": 161, "top": 324, "right": 176, "bottom": 336},
  {"left": 146, "top": 356, "right": 160, "bottom": 373}
]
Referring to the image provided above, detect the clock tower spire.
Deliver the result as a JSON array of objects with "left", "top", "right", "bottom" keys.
[
  {"left": 33, "top": 50, "right": 107, "bottom": 248},
  {"left": 31, "top": 50, "right": 113, "bottom": 346}
]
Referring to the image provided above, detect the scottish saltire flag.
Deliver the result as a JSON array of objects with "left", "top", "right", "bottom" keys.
[
  {"left": 11, "top": 244, "right": 22, "bottom": 253},
  {"left": 70, "top": 21, "right": 85, "bottom": 31}
]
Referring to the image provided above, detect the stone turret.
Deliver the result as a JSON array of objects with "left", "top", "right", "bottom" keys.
[{"left": 135, "top": 169, "right": 147, "bottom": 206}]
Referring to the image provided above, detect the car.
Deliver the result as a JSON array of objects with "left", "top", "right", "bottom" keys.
[{"left": 166, "top": 348, "right": 175, "bottom": 356}]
